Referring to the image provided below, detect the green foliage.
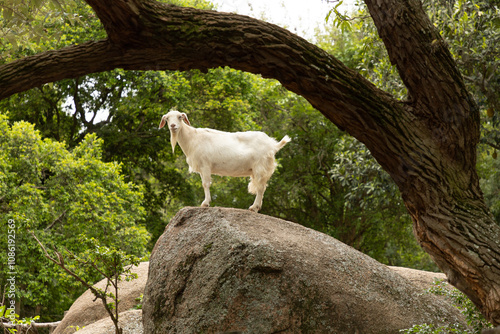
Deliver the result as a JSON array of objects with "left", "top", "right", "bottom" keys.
[
  {"left": 0, "top": 0, "right": 103, "bottom": 63},
  {"left": 0, "top": 115, "right": 149, "bottom": 320},
  {"left": 53, "top": 235, "right": 143, "bottom": 289},
  {"left": 428, "top": 280, "right": 492, "bottom": 332},
  {"left": 162, "top": 0, "right": 214, "bottom": 9},
  {"left": 401, "top": 279, "right": 493, "bottom": 333},
  {"left": 478, "top": 152, "right": 500, "bottom": 222},
  {"left": 400, "top": 323, "right": 468, "bottom": 334},
  {"left": 0, "top": 0, "right": 254, "bottom": 246},
  {"left": 325, "top": 0, "right": 354, "bottom": 33},
  {"left": 133, "top": 294, "right": 144, "bottom": 310}
]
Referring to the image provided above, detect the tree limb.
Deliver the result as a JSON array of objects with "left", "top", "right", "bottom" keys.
[
  {"left": 44, "top": 210, "right": 67, "bottom": 231},
  {"left": 1, "top": 321, "right": 61, "bottom": 330}
]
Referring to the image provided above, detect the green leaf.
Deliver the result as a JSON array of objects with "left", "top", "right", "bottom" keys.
[
  {"left": 5, "top": 33, "right": 18, "bottom": 49},
  {"left": 3, "top": 7, "right": 14, "bottom": 21}
]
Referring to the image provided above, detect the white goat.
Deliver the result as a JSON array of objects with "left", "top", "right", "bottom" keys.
[{"left": 159, "top": 110, "right": 290, "bottom": 212}]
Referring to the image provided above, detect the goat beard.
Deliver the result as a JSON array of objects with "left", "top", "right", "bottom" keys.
[{"left": 170, "top": 131, "right": 178, "bottom": 154}]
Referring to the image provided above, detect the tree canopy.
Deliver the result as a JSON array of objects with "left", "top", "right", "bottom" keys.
[{"left": 0, "top": 114, "right": 149, "bottom": 318}]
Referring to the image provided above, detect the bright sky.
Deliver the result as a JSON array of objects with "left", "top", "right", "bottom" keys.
[{"left": 212, "top": 0, "right": 356, "bottom": 41}]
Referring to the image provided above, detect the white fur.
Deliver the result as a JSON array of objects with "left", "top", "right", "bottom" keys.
[{"left": 159, "top": 110, "right": 291, "bottom": 212}]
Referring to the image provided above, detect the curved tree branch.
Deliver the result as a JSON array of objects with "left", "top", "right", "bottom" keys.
[{"left": 0, "top": 40, "right": 119, "bottom": 99}]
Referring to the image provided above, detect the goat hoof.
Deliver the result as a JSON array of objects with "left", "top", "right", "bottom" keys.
[
  {"left": 201, "top": 202, "right": 210, "bottom": 208},
  {"left": 248, "top": 205, "right": 260, "bottom": 212}
]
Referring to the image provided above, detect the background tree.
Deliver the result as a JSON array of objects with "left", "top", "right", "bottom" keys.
[{"left": 0, "top": 115, "right": 149, "bottom": 320}]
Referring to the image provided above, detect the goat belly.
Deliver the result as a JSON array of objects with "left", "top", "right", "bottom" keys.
[{"left": 211, "top": 160, "right": 254, "bottom": 177}]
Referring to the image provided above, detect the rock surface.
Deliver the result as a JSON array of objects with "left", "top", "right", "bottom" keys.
[
  {"left": 69, "top": 310, "right": 143, "bottom": 334},
  {"left": 53, "top": 261, "right": 148, "bottom": 334},
  {"left": 389, "top": 266, "right": 446, "bottom": 291},
  {"left": 143, "top": 207, "right": 467, "bottom": 334}
]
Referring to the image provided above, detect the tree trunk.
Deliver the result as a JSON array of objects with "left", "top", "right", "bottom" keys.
[{"left": 0, "top": 0, "right": 499, "bottom": 325}]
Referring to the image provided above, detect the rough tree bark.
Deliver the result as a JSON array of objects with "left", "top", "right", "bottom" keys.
[{"left": 0, "top": 0, "right": 499, "bottom": 325}]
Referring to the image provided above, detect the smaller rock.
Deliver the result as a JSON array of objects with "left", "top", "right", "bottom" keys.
[
  {"left": 389, "top": 266, "right": 446, "bottom": 291},
  {"left": 70, "top": 310, "right": 142, "bottom": 334}
]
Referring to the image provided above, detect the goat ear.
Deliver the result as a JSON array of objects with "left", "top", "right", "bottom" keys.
[
  {"left": 159, "top": 116, "right": 167, "bottom": 129},
  {"left": 181, "top": 113, "right": 191, "bottom": 126}
]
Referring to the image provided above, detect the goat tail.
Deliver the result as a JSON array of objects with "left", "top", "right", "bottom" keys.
[{"left": 276, "top": 135, "right": 291, "bottom": 151}]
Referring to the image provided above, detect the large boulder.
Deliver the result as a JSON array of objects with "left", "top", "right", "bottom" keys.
[
  {"left": 143, "top": 207, "right": 467, "bottom": 333},
  {"left": 53, "top": 261, "right": 148, "bottom": 334}
]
